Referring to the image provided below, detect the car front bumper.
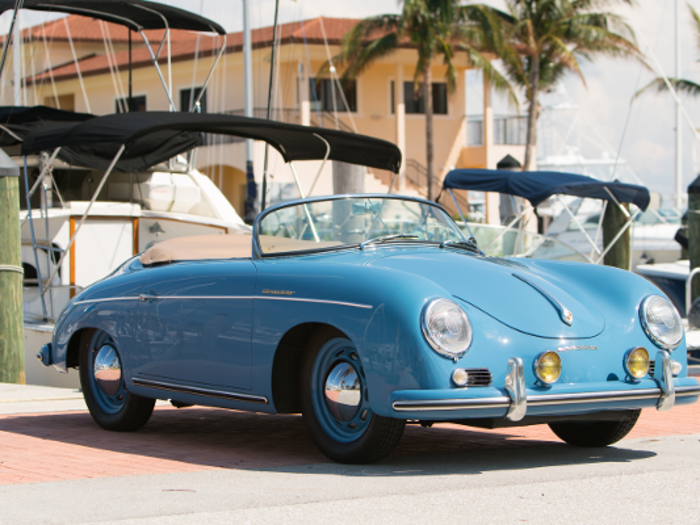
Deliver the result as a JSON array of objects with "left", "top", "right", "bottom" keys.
[{"left": 389, "top": 352, "right": 700, "bottom": 421}]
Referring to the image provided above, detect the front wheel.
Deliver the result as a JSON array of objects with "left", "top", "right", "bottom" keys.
[
  {"left": 79, "top": 330, "right": 155, "bottom": 432},
  {"left": 548, "top": 410, "right": 641, "bottom": 447},
  {"left": 301, "top": 330, "right": 405, "bottom": 464}
]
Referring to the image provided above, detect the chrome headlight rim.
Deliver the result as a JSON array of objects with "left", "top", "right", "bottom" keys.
[
  {"left": 639, "top": 295, "right": 683, "bottom": 350},
  {"left": 421, "top": 298, "right": 472, "bottom": 360}
]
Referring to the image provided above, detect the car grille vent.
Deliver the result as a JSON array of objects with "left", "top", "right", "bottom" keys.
[
  {"left": 465, "top": 368, "right": 492, "bottom": 386},
  {"left": 649, "top": 360, "right": 655, "bottom": 377}
]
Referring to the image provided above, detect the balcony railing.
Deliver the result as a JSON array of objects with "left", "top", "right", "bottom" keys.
[{"left": 466, "top": 115, "right": 528, "bottom": 146}]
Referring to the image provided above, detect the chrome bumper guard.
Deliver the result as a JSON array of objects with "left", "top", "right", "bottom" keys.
[{"left": 391, "top": 352, "right": 700, "bottom": 416}]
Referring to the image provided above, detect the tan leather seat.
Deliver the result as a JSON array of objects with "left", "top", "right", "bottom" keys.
[{"left": 140, "top": 234, "right": 252, "bottom": 265}]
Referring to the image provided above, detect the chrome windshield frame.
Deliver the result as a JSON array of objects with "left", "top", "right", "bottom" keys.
[{"left": 252, "top": 193, "right": 464, "bottom": 259}]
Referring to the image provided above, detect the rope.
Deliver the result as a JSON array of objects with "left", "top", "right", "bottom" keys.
[{"left": 0, "top": 265, "right": 23, "bottom": 274}]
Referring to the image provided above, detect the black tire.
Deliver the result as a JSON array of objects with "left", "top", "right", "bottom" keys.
[
  {"left": 79, "top": 329, "right": 155, "bottom": 432},
  {"left": 301, "top": 328, "right": 405, "bottom": 464},
  {"left": 548, "top": 410, "right": 641, "bottom": 447}
]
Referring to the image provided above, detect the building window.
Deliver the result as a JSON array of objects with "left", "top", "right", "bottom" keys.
[
  {"left": 309, "top": 78, "right": 357, "bottom": 113},
  {"left": 180, "top": 87, "right": 207, "bottom": 113},
  {"left": 116, "top": 95, "right": 146, "bottom": 113},
  {"left": 44, "top": 94, "right": 75, "bottom": 112},
  {"left": 391, "top": 81, "right": 448, "bottom": 115}
]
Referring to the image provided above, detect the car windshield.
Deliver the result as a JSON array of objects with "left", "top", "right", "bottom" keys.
[{"left": 256, "top": 196, "right": 466, "bottom": 255}]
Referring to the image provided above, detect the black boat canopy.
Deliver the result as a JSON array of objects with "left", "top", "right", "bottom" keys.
[
  {"left": 443, "top": 168, "right": 650, "bottom": 211},
  {"left": 0, "top": 0, "right": 226, "bottom": 34},
  {"left": 0, "top": 105, "right": 93, "bottom": 146},
  {"left": 20, "top": 112, "right": 403, "bottom": 174}
]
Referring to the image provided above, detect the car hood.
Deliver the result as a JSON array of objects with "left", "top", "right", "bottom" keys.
[{"left": 367, "top": 249, "right": 604, "bottom": 339}]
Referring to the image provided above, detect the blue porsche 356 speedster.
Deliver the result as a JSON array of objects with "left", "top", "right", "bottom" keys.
[
  {"left": 31, "top": 112, "right": 698, "bottom": 464},
  {"left": 41, "top": 192, "right": 699, "bottom": 463}
]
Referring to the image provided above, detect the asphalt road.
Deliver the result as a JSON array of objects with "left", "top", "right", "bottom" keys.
[{"left": 2, "top": 433, "right": 699, "bottom": 524}]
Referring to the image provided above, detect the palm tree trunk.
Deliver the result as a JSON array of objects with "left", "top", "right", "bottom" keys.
[
  {"left": 424, "top": 66, "right": 434, "bottom": 200},
  {"left": 523, "top": 53, "right": 540, "bottom": 172}
]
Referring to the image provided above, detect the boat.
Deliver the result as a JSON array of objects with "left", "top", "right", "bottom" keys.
[
  {"left": 438, "top": 167, "right": 651, "bottom": 266},
  {"left": 0, "top": 0, "right": 239, "bottom": 387}
]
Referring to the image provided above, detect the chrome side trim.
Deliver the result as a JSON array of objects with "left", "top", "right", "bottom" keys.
[
  {"left": 75, "top": 295, "right": 372, "bottom": 309},
  {"left": 391, "top": 385, "right": 700, "bottom": 413},
  {"left": 131, "top": 378, "right": 269, "bottom": 405},
  {"left": 256, "top": 296, "right": 373, "bottom": 309},
  {"left": 74, "top": 297, "right": 140, "bottom": 305},
  {"left": 393, "top": 396, "right": 511, "bottom": 412},
  {"left": 505, "top": 357, "right": 526, "bottom": 421}
]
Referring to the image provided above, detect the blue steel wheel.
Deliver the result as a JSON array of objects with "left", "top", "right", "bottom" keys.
[
  {"left": 301, "top": 329, "right": 405, "bottom": 464},
  {"left": 79, "top": 330, "right": 155, "bottom": 432}
]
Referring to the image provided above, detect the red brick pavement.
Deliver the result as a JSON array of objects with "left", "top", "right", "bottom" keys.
[{"left": 1, "top": 400, "right": 699, "bottom": 486}]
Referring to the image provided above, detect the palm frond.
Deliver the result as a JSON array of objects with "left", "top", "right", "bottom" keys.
[{"left": 635, "top": 77, "right": 700, "bottom": 98}]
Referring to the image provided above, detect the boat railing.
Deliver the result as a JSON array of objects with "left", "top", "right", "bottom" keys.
[{"left": 686, "top": 268, "right": 700, "bottom": 316}]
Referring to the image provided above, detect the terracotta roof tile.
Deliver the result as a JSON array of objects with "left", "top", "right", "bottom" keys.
[{"left": 27, "top": 16, "right": 368, "bottom": 83}]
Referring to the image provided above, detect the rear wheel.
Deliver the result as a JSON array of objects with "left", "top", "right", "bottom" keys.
[
  {"left": 548, "top": 410, "right": 641, "bottom": 447},
  {"left": 301, "top": 329, "right": 405, "bottom": 464},
  {"left": 79, "top": 330, "right": 155, "bottom": 431}
]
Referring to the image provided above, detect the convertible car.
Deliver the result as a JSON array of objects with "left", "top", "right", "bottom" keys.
[{"left": 40, "top": 194, "right": 699, "bottom": 463}]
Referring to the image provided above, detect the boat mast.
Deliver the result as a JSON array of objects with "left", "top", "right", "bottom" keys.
[
  {"left": 260, "top": 0, "right": 280, "bottom": 213},
  {"left": 675, "top": 0, "right": 682, "bottom": 211},
  {"left": 243, "top": 0, "right": 256, "bottom": 222}
]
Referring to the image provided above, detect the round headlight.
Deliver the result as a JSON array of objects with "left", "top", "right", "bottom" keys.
[
  {"left": 421, "top": 299, "right": 472, "bottom": 359},
  {"left": 640, "top": 295, "right": 683, "bottom": 349},
  {"left": 534, "top": 351, "right": 561, "bottom": 384},
  {"left": 624, "top": 347, "right": 650, "bottom": 379}
]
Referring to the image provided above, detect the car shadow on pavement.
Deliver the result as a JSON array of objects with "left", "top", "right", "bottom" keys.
[{"left": 0, "top": 407, "right": 656, "bottom": 478}]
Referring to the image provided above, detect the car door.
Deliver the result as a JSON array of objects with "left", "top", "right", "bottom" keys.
[{"left": 134, "top": 259, "right": 256, "bottom": 390}]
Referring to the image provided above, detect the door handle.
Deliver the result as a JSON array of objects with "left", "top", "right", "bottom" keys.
[{"left": 138, "top": 294, "right": 157, "bottom": 302}]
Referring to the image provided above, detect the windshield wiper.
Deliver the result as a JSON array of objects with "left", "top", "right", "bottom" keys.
[
  {"left": 441, "top": 237, "right": 480, "bottom": 254},
  {"left": 360, "top": 233, "right": 419, "bottom": 250}
]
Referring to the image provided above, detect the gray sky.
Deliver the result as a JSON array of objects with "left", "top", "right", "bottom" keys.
[{"left": 3, "top": 0, "right": 700, "bottom": 202}]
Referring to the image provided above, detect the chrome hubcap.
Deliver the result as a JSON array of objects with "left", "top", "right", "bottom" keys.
[
  {"left": 93, "top": 344, "right": 122, "bottom": 396},
  {"left": 324, "top": 362, "right": 362, "bottom": 422}
]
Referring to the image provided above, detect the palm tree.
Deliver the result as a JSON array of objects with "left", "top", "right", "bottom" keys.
[
  {"left": 332, "top": 0, "right": 514, "bottom": 200},
  {"left": 496, "top": 0, "right": 641, "bottom": 171},
  {"left": 637, "top": 4, "right": 700, "bottom": 97}
]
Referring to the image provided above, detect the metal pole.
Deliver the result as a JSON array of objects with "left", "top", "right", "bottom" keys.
[
  {"left": 0, "top": 0, "right": 21, "bottom": 78},
  {"left": 138, "top": 31, "right": 176, "bottom": 111},
  {"left": 261, "top": 0, "right": 280, "bottom": 213},
  {"left": 243, "top": 0, "right": 257, "bottom": 222},
  {"left": 676, "top": 0, "right": 683, "bottom": 212},
  {"left": 22, "top": 157, "right": 47, "bottom": 318},
  {"left": 13, "top": 7, "right": 21, "bottom": 105},
  {"left": 128, "top": 30, "right": 132, "bottom": 111}
]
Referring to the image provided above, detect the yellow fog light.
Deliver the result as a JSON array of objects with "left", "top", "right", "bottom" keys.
[
  {"left": 534, "top": 351, "right": 561, "bottom": 384},
  {"left": 625, "top": 347, "right": 650, "bottom": 379}
]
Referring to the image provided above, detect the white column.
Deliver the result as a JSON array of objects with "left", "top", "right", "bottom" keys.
[
  {"left": 13, "top": 12, "right": 21, "bottom": 106},
  {"left": 395, "top": 65, "right": 406, "bottom": 190},
  {"left": 299, "top": 60, "right": 310, "bottom": 126},
  {"left": 675, "top": 0, "right": 683, "bottom": 211},
  {"left": 483, "top": 74, "right": 499, "bottom": 225}
]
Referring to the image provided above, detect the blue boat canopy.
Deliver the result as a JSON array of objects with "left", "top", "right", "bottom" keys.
[{"left": 443, "top": 169, "right": 650, "bottom": 211}]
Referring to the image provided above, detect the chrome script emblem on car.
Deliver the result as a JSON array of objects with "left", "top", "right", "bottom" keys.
[
  {"left": 557, "top": 345, "right": 598, "bottom": 351},
  {"left": 262, "top": 289, "right": 296, "bottom": 295}
]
